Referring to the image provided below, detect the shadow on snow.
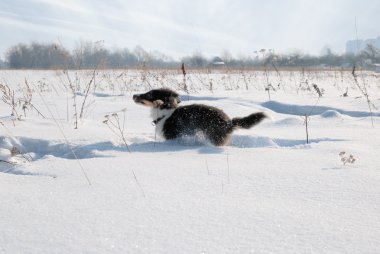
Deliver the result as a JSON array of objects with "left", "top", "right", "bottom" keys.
[
  {"left": 261, "top": 101, "right": 379, "bottom": 117},
  {"left": 0, "top": 135, "right": 344, "bottom": 176}
]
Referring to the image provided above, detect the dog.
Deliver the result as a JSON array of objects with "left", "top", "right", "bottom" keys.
[{"left": 133, "top": 88, "right": 266, "bottom": 146}]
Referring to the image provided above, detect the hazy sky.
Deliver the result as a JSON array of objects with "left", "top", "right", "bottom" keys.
[{"left": 0, "top": 0, "right": 379, "bottom": 59}]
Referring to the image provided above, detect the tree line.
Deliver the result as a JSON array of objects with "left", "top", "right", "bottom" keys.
[{"left": 1, "top": 41, "right": 379, "bottom": 69}]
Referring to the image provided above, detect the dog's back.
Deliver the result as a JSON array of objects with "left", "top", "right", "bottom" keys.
[{"left": 163, "top": 104, "right": 233, "bottom": 145}]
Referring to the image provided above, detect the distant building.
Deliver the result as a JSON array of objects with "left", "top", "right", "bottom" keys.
[
  {"left": 210, "top": 56, "right": 225, "bottom": 67},
  {"left": 346, "top": 36, "right": 380, "bottom": 54}
]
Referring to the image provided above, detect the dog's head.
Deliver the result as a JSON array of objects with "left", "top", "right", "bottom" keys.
[{"left": 133, "top": 88, "right": 181, "bottom": 109}]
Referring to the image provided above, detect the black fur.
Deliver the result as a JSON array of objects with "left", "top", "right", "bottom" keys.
[
  {"left": 133, "top": 89, "right": 266, "bottom": 146},
  {"left": 231, "top": 112, "right": 266, "bottom": 129}
]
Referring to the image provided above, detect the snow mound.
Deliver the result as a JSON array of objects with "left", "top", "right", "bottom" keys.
[
  {"left": 230, "top": 135, "right": 342, "bottom": 148},
  {"left": 129, "top": 137, "right": 224, "bottom": 154},
  {"left": 230, "top": 135, "right": 278, "bottom": 148},
  {"left": 261, "top": 100, "right": 378, "bottom": 117},
  {"left": 320, "top": 110, "right": 343, "bottom": 118},
  {"left": 0, "top": 137, "right": 45, "bottom": 175},
  {"left": 273, "top": 117, "right": 303, "bottom": 126},
  {"left": 0, "top": 136, "right": 111, "bottom": 162}
]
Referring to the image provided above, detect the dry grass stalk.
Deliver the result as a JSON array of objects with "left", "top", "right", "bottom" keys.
[
  {"left": 304, "top": 114, "right": 310, "bottom": 144},
  {"left": 103, "top": 109, "right": 131, "bottom": 153},
  {"left": 79, "top": 67, "right": 98, "bottom": 119},
  {"left": 65, "top": 71, "right": 79, "bottom": 129},
  {"left": 22, "top": 79, "right": 45, "bottom": 118},
  {"left": 0, "top": 83, "right": 19, "bottom": 120},
  {"left": 352, "top": 66, "right": 374, "bottom": 127}
]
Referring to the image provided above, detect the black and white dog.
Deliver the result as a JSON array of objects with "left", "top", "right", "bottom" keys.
[{"left": 133, "top": 89, "right": 266, "bottom": 146}]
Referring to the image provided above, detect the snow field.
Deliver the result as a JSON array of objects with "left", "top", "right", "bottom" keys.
[{"left": 0, "top": 69, "right": 380, "bottom": 253}]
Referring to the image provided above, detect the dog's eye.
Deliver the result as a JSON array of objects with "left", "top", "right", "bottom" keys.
[{"left": 145, "top": 93, "right": 152, "bottom": 99}]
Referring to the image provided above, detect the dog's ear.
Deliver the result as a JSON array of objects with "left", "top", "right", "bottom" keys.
[{"left": 166, "top": 94, "right": 180, "bottom": 108}]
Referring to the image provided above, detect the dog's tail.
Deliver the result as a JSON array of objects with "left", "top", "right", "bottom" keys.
[{"left": 231, "top": 112, "right": 266, "bottom": 129}]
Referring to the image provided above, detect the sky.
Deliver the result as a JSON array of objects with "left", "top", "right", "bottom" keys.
[{"left": 0, "top": 0, "right": 379, "bottom": 59}]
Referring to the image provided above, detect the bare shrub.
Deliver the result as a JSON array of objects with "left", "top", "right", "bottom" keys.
[
  {"left": 0, "top": 83, "right": 19, "bottom": 120},
  {"left": 103, "top": 109, "right": 131, "bottom": 152}
]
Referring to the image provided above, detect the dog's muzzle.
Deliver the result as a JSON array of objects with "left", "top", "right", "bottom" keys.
[{"left": 133, "top": 94, "right": 143, "bottom": 103}]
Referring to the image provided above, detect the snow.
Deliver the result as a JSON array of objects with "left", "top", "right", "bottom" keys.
[{"left": 1, "top": 69, "right": 380, "bottom": 253}]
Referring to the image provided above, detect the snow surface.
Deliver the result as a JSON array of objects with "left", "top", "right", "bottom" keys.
[{"left": 1, "top": 69, "right": 380, "bottom": 253}]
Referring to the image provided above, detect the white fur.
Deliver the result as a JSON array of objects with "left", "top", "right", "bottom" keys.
[{"left": 150, "top": 108, "right": 175, "bottom": 138}]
